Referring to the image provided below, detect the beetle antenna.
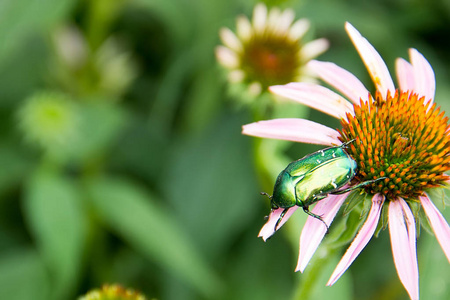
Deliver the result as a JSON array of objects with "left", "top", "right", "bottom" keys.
[{"left": 260, "top": 192, "right": 272, "bottom": 199}]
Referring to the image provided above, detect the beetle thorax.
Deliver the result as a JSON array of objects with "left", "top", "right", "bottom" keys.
[{"left": 271, "top": 170, "right": 297, "bottom": 209}]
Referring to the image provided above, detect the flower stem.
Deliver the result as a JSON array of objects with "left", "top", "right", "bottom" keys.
[{"left": 291, "top": 248, "right": 336, "bottom": 300}]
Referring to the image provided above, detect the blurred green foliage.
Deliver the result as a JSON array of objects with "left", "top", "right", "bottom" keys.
[{"left": 1, "top": 0, "right": 450, "bottom": 299}]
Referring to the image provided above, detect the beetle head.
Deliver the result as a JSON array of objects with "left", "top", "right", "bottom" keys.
[{"left": 271, "top": 171, "right": 297, "bottom": 209}]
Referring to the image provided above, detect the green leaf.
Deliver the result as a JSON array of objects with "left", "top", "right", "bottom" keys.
[
  {"left": 374, "top": 204, "right": 388, "bottom": 238},
  {"left": 326, "top": 208, "right": 364, "bottom": 250},
  {"left": 0, "top": 144, "right": 30, "bottom": 197},
  {"left": 426, "top": 186, "right": 450, "bottom": 208},
  {"left": 68, "top": 101, "right": 127, "bottom": 163},
  {"left": 342, "top": 190, "right": 364, "bottom": 215},
  {"left": 162, "top": 113, "right": 259, "bottom": 256},
  {"left": 87, "top": 176, "right": 222, "bottom": 298},
  {"left": 23, "top": 168, "right": 86, "bottom": 300},
  {"left": 0, "top": 249, "right": 49, "bottom": 300},
  {"left": 0, "top": 0, "right": 75, "bottom": 65}
]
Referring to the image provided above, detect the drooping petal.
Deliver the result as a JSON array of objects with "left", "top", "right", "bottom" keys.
[
  {"left": 389, "top": 199, "right": 419, "bottom": 300},
  {"left": 228, "top": 70, "right": 245, "bottom": 82},
  {"left": 296, "top": 193, "right": 347, "bottom": 272},
  {"left": 215, "top": 46, "right": 239, "bottom": 68},
  {"left": 274, "top": 8, "right": 295, "bottom": 34},
  {"left": 258, "top": 207, "right": 298, "bottom": 241},
  {"left": 219, "top": 27, "right": 243, "bottom": 52},
  {"left": 242, "top": 118, "right": 341, "bottom": 146},
  {"left": 267, "top": 7, "right": 281, "bottom": 31},
  {"left": 252, "top": 3, "right": 267, "bottom": 33},
  {"left": 420, "top": 194, "right": 450, "bottom": 263},
  {"left": 270, "top": 83, "right": 354, "bottom": 119},
  {"left": 395, "top": 58, "right": 415, "bottom": 93},
  {"left": 307, "top": 60, "right": 370, "bottom": 104},
  {"left": 288, "top": 19, "right": 309, "bottom": 40},
  {"left": 327, "top": 194, "right": 384, "bottom": 286},
  {"left": 345, "top": 22, "right": 395, "bottom": 97},
  {"left": 409, "top": 48, "right": 435, "bottom": 104},
  {"left": 236, "top": 16, "right": 252, "bottom": 41},
  {"left": 299, "top": 38, "right": 329, "bottom": 62}
]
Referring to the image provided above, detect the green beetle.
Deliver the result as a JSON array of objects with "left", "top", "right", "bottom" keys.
[{"left": 263, "top": 141, "right": 383, "bottom": 232}]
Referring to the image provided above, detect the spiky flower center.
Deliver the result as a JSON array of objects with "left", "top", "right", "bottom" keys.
[
  {"left": 241, "top": 33, "right": 301, "bottom": 88},
  {"left": 339, "top": 90, "right": 450, "bottom": 200}
]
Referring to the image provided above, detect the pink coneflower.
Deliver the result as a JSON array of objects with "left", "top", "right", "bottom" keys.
[
  {"left": 215, "top": 3, "right": 328, "bottom": 97},
  {"left": 243, "top": 22, "right": 450, "bottom": 300}
]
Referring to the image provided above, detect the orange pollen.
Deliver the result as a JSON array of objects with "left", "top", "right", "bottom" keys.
[{"left": 339, "top": 90, "right": 450, "bottom": 199}]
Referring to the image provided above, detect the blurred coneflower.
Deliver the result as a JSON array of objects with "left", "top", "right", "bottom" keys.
[
  {"left": 79, "top": 284, "right": 148, "bottom": 300},
  {"left": 216, "top": 3, "right": 328, "bottom": 100},
  {"left": 243, "top": 22, "right": 450, "bottom": 300}
]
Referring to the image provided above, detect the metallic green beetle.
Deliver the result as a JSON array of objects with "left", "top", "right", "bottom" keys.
[{"left": 263, "top": 141, "right": 383, "bottom": 232}]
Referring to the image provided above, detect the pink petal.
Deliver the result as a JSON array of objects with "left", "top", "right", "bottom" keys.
[
  {"left": 389, "top": 199, "right": 419, "bottom": 300},
  {"left": 345, "top": 22, "right": 395, "bottom": 97},
  {"left": 258, "top": 207, "right": 298, "bottom": 241},
  {"left": 420, "top": 194, "right": 450, "bottom": 263},
  {"left": 252, "top": 3, "right": 267, "bottom": 33},
  {"left": 327, "top": 194, "right": 384, "bottom": 285},
  {"left": 307, "top": 60, "right": 370, "bottom": 104},
  {"left": 288, "top": 19, "right": 309, "bottom": 40},
  {"left": 242, "top": 118, "right": 341, "bottom": 146},
  {"left": 296, "top": 193, "right": 347, "bottom": 272},
  {"left": 215, "top": 46, "right": 238, "bottom": 68},
  {"left": 300, "top": 38, "right": 329, "bottom": 62},
  {"left": 395, "top": 58, "right": 415, "bottom": 93},
  {"left": 270, "top": 83, "right": 354, "bottom": 119},
  {"left": 219, "top": 27, "right": 242, "bottom": 52},
  {"left": 409, "top": 48, "right": 435, "bottom": 104}
]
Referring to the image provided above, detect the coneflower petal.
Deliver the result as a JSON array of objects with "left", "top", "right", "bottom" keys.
[
  {"left": 409, "top": 48, "right": 435, "bottom": 104},
  {"left": 252, "top": 3, "right": 267, "bottom": 33},
  {"left": 242, "top": 118, "right": 341, "bottom": 145},
  {"left": 258, "top": 207, "right": 298, "bottom": 241},
  {"left": 300, "top": 38, "right": 329, "bottom": 62},
  {"left": 270, "top": 82, "right": 353, "bottom": 119},
  {"left": 327, "top": 194, "right": 384, "bottom": 286},
  {"left": 389, "top": 199, "right": 419, "bottom": 300},
  {"left": 296, "top": 193, "right": 347, "bottom": 272},
  {"left": 345, "top": 22, "right": 395, "bottom": 97},
  {"left": 307, "top": 60, "right": 370, "bottom": 104},
  {"left": 395, "top": 58, "right": 415, "bottom": 93},
  {"left": 236, "top": 16, "right": 252, "bottom": 41},
  {"left": 420, "top": 195, "right": 450, "bottom": 263},
  {"left": 288, "top": 19, "right": 310, "bottom": 40},
  {"left": 219, "top": 27, "right": 243, "bottom": 52}
]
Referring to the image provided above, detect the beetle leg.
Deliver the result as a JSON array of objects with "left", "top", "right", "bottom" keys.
[
  {"left": 302, "top": 206, "right": 329, "bottom": 234},
  {"left": 309, "top": 194, "right": 327, "bottom": 205},
  {"left": 274, "top": 208, "right": 289, "bottom": 231},
  {"left": 331, "top": 177, "right": 386, "bottom": 195},
  {"left": 340, "top": 138, "right": 356, "bottom": 148}
]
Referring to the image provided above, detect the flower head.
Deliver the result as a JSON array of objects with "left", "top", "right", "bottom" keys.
[
  {"left": 78, "top": 284, "right": 147, "bottom": 300},
  {"left": 243, "top": 22, "right": 450, "bottom": 300},
  {"left": 18, "top": 91, "right": 80, "bottom": 157},
  {"left": 216, "top": 3, "right": 328, "bottom": 99}
]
